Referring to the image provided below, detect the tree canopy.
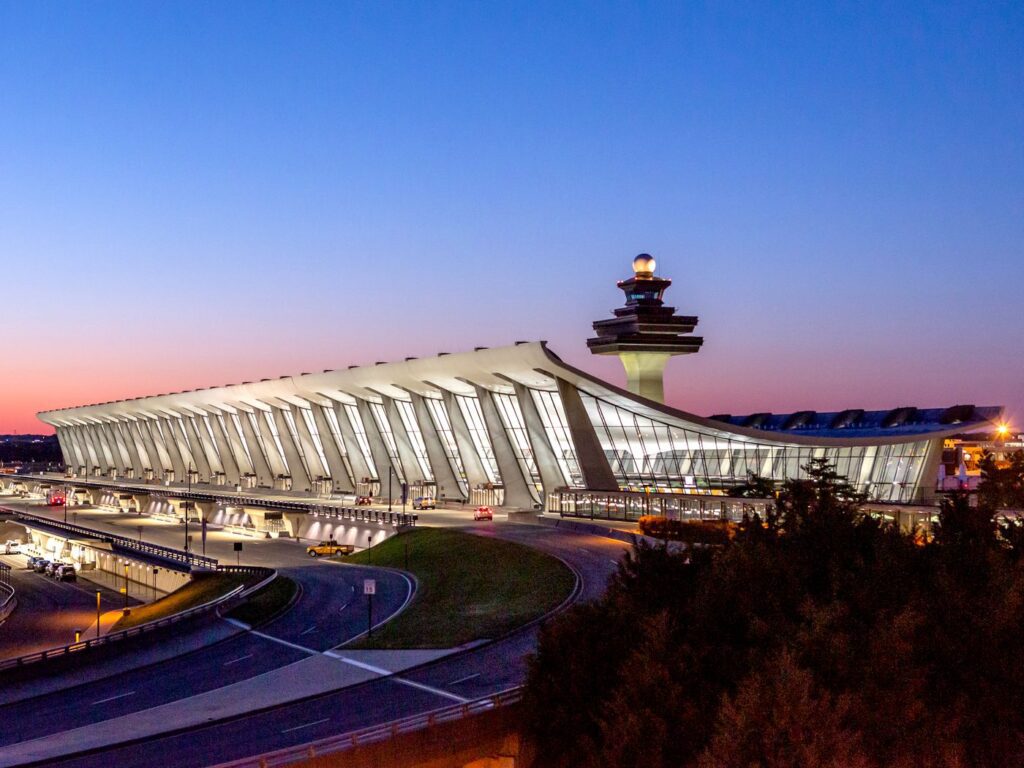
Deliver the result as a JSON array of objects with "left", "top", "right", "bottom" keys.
[{"left": 524, "top": 459, "right": 1024, "bottom": 768}]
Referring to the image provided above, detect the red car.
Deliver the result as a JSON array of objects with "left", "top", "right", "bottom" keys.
[
  {"left": 355, "top": 496, "right": 373, "bottom": 506},
  {"left": 473, "top": 506, "right": 493, "bottom": 521}
]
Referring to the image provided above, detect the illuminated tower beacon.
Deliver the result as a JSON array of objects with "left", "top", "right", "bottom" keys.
[{"left": 587, "top": 254, "right": 704, "bottom": 404}]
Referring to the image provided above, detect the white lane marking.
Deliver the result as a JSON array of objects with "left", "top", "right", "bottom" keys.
[
  {"left": 223, "top": 617, "right": 251, "bottom": 631},
  {"left": 223, "top": 653, "right": 254, "bottom": 666},
  {"left": 299, "top": 625, "right": 317, "bottom": 636},
  {"left": 241, "top": 628, "right": 319, "bottom": 655},
  {"left": 323, "top": 652, "right": 470, "bottom": 703},
  {"left": 91, "top": 691, "right": 135, "bottom": 706},
  {"left": 448, "top": 672, "right": 480, "bottom": 686},
  {"left": 393, "top": 677, "right": 470, "bottom": 703},
  {"left": 281, "top": 717, "right": 330, "bottom": 734}
]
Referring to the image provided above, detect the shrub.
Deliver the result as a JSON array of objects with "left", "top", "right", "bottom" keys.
[{"left": 637, "top": 515, "right": 734, "bottom": 545}]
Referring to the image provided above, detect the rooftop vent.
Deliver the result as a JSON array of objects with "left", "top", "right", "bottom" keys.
[
  {"left": 939, "top": 404, "right": 976, "bottom": 425},
  {"left": 783, "top": 411, "right": 816, "bottom": 430},
  {"left": 882, "top": 407, "right": 919, "bottom": 428},
  {"left": 743, "top": 413, "right": 771, "bottom": 429},
  {"left": 830, "top": 409, "right": 865, "bottom": 429}
]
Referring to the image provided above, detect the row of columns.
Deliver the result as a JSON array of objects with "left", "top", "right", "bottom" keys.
[{"left": 52, "top": 379, "right": 620, "bottom": 509}]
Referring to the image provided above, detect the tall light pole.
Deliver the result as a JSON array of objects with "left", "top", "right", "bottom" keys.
[
  {"left": 184, "top": 462, "right": 192, "bottom": 565},
  {"left": 388, "top": 466, "right": 393, "bottom": 513}
]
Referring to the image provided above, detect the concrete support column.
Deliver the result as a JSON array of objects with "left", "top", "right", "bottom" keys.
[
  {"left": 556, "top": 378, "right": 619, "bottom": 491},
  {"left": 181, "top": 416, "right": 213, "bottom": 482},
  {"left": 382, "top": 397, "right": 430, "bottom": 485},
  {"left": 618, "top": 351, "right": 672, "bottom": 404},
  {"left": 207, "top": 412, "right": 240, "bottom": 484},
  {"left": 356, "top": 398, "right": 404, "bottom": 490},
  {"left": 333, "top": 402, "right": 376, "bottom": 486},
  {"left": 237, "top": 410, "right": 275, "bottom": 485}
]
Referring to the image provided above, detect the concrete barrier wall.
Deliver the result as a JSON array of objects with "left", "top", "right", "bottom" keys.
[{"left": 286, "top": 513, "right": 395, "bottom": 549}]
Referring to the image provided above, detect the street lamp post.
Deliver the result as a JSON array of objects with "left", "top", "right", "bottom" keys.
[
  {"left": 388, "top": 466, "right": 393, "bottom": 513},
  {"left": 96, "top": 590, "right": 101, "bottom": 638},
  {"left": 123, "top": 563, "right": 129, "bottom": 613}
]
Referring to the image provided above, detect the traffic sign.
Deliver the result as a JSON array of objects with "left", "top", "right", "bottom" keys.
[{"left": 363, "top": 579, "right": 376, "bottom": 595}]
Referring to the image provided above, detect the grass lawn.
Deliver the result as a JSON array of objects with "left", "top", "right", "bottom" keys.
[
  {"left": 345, "top": 528, "right": 575, "bottom": 649},
  {"left": 111, "top": 571, "right": 249, "bottom": 631},
  {"left": 225, "top": 576, "right": 297, "bottom": 627}
]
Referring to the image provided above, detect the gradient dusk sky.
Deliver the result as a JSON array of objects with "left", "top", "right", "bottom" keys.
[{"left": 1, "top": 2, "right": 1021, "bottom": 435}]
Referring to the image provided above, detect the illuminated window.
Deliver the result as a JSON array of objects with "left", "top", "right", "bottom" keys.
[
  {"left": 395, "top": 400, "right": 433, "bottom": 481},
  {"left": 455, "top": 394, "right": 501, "bottom": 484},
  {"left": 320, "top": 405, "right": 356, "bottom": 485},
  {"left": 262, "top": 410, "right": 290, "bottom": 475},
  {"left": 343, "top": 403, "right": 378, "bottom": 480},
  {"left": 491, "top": 392, "right": 541, "bottom": 500},
  {"left": 425, "top": 397, "right": 468, "bottom": 494},
  {"left": 368, "top": 402, "right": 405, "bottom": 482},
  {"left": 299, "top": 408, "right": 332, "bottom": 479},
  {"left": 530, "top": 389, "right": 583, "bottom": 487}
]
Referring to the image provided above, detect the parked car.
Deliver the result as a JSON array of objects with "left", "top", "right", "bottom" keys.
[
  {"left": 412, "top": 496, "right": 436, "bottom": 510},
  {"left": 355, "top": 496, "right": 373, "bottom": 506},
  {"left": 26, "top": 555, "right": 43, "bottom": 570},
  {"left": 4, "top": 540, "right": 21, "bottom": 555},
  {"left": 306, "top": 540, "right": 355, "bottom": 558},
  {"left": 33, "top": 559, "right": 51, "bottom": 573},
  {"left": 55, "top": 564, "right": 77, "bottom": 582},
  {"left": 473, "top": 506, "right": 494, "bottom": 521},
  {"left": 45, "top": 561, "right": 65, "bottom": 577}
]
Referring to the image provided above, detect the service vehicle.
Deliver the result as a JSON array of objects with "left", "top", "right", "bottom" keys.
[
  {"left": 473, "top": 506, "right": 494, "bottom": 521},
  {"left": 4, "top": 540, "right": 20, "bottom": 555},
  {"left": 412, "top": 496, "right": 436, "bottom": 510},
  {"left": 306, "top": 540, "right": 355, "bottom": 558},
  {"left": 46, "top": 489, "right": 66, "bottom": 507}
]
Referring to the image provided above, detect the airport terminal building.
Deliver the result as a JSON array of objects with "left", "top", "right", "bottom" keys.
[{"left": 36, "top": 257, "right": 1003, "bottom": 521}]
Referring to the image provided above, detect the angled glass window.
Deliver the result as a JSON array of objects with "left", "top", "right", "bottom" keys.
[
  {"left": 343, "top": 403, "right": 378, "bottom": 480},
  {"left": 529, "top": 389, "right": 584, "bottom": 487},
  {"left": 262, "top": 410, "right": 290, "bottom": 475},
  {"left": 245, "top": 411, "right": 276, "bottom": 475},
  {"left": 229, "top": 413, "right": 254, "bottom": 471},
  {"left": 126, "top": 420, "right": 152, "bottom": 470},
  {"left": 216, "top": 412, "right": 252, "bottom": 475},
  {"left": 320, "top": 405, "right": 356, "bottom": 485},
  {"left": 455, "top": 394, "right": 501, "bottom": 484},
  {"left": 491, "top": 392, "right": 541, "bottom": 495},
  {"left": 395, "top": 400, "right": 433, "bottom": 481},
  {"left": 368, "top": 402, "right": 405, "bottom": 481},
  {"left": 299, "top": 407, "right": 332, "bottom": 479},
  {"left": 280, "top": 409, "right": 314, "bottom": 479},
  {"left": 424, "top": 397, "right": 468, "bottom": 493}
]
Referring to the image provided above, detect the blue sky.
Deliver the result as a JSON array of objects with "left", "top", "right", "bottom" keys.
[{"left": 0, "top": 2, "right": 1021, "bottom": 432}]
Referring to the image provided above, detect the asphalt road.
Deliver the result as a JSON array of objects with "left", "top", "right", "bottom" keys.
[
  {"left": 24, "top": 525, "right": 627, "bottom": 768},
  {"left": 0, "top": 561, "right": 411, "bottom": 748},
  {"left": 0, "top": 553, "right": 135, "bottom": 657}
]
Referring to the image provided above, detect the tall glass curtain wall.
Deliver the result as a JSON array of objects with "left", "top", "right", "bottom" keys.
[
  {"left": 55, "top": 384, "right": 933, "bottom": 505},
  {"left": 579, "top": 392, "right": 931, "bottom": 502}
]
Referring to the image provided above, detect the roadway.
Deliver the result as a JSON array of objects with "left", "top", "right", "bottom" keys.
[
  {"left": 8, "top": 524, "right": 626, "bottom": 768},
  {"left": 0, "top": 553, "right": 136, "bottom": 657}
]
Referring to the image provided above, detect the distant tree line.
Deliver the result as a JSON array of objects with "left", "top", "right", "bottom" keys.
[
  {"left": 524, "top": 457, "right": 1024, "bottom": 768},
  {"left": 0, "top": 435, "right": 61, "bottom": 465}
]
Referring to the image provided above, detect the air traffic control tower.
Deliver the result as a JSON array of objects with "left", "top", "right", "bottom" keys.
[{"left": 587, "top": 254, "right": 703, "bottom": 404}]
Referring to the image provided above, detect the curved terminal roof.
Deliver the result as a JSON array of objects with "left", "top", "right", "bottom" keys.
[{"left": 38, "top": 342, "right": 1004, "bottom": 448}]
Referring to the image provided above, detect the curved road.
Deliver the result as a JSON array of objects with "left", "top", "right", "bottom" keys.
[
  {"left": 10, "top": 524, "right": 626, "bottom": 768},
  {"left": 0, "top": 561, "right": 411, "bottom": 748}
]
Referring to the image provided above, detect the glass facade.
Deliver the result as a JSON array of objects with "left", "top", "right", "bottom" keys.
[
  {"left": 342, "top": 403, "right": 378, "bottom": 480},
  {"left": 395, "top": 399, "right": 434, "bottom": 481},
  {"left": 47, "top": 357, "right": 956, "bottom": 513},
  {"left": 492, "top": 392, "right": 541, "bottom": 500},
  {"left": 455, "top": 394, "right": 501, "bottom": 484},
  {"left": 530, "top": 388, "right": 584, "bottom": 487},
  {"left": 424, "top": 397, "right": 468, "bottom": 495},
  {"left": 320, "top": 405, "right": 356, "bottom": 485},
  {"left": 368, "top": 401, "right": 405, "bottom": 482},
  {"left": 580, "top": 391, "right": 932, "bottom": 502}
]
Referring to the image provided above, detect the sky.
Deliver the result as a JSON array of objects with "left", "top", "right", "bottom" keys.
[{"left": 0, "top": 2, "right": 1021, "bottom": 434}]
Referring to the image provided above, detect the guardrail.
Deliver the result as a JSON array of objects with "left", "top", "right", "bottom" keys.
[
  {"left": 0, "top": 564, "right": 275, "bottom": 674},
  {"left": 212, "top": 687, "right": 523, "bottom": 768},
  {"left": 8, "top": 510, "right": 218, "bottom": 570},
  {"left": 309, "top": 506, "right": 417, "bottom": 527},
  {"left": 0, "top": 580, "right": 16, "bottom": 624}
]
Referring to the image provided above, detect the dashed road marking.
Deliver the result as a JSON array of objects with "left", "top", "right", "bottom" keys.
[
  {"left": 91, "top": 691, "right": 135, "bottom": 706},
  {"left": 281, "top": 718, "right": 330, "bottom": 734},
  {"left": 299, "top": 625, "right": 317, "bottom": 636},
  {"left": 448, "top": 672, "right": 480, "bottom": 685},
  {"left": 223, "top": 653, "right": 253, "bottom": 666}
]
